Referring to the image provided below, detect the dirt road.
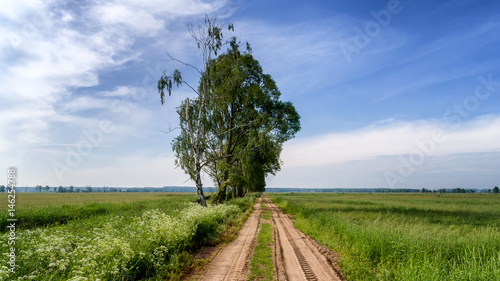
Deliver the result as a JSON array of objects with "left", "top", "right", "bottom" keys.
[
  {"left": 193, "top": 196, "right": 343, "bottom": 281},
  {"left": 192, "top": 198, "right": 263, "bottom": 280}
]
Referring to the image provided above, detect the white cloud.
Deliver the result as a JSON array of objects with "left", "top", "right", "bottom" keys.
[
  {"left": 119, "top": 0, "right": 228, "bottom": 16},
  {"left": 0, "top": 105, "right": 56, "bottom": 151},
  {"left": 59, "top": 96, "right": 112, "bottom": 112},
  {"left": 94, "top": 3, "right": 165, "bottom": 36},
  {"left": 0, "top": 0, "right": 233, "bottom": 170},
  {"left": 97, "top": 86, "right": 142, "bottom": 97},
  {"left": 0, "top": 0, "right": 44, "bottom": 22},
  {"left": 267, "top": 151, "right": 500, "bottom": 188},
  {"left": 281, "top": 114, "right": 500, "bottom": 168}
]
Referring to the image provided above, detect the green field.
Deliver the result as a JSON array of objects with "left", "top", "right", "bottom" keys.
[
  {"left": 9, "top": 192, "right": 198, "bottom": 208},
  {"left": 1, "top": 193, "right": 198, "bottom": 231},
  {"left": 269, "top": 193, "right": 500, "bottom": 281},
  {"left": 1, "top": 192, "right": 257, "bottom": 280}
]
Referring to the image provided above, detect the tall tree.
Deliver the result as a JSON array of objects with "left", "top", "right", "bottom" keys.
[
  {"left": 228, "top": 135, "right": 282, "bottom": 197},
  {"left": 158, "top": 15, "right": 234, "bottom": 207},
  {"left": 196, "top": 43, "right": 301, "bottom": 202}
]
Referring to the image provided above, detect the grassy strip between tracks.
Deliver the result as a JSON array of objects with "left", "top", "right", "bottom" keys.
[
  {"left": 269, "top": 193, "right": 500, "bottom": 281},
  {"left": 248, "top": 201, "right": 273, "bottom": 281}
]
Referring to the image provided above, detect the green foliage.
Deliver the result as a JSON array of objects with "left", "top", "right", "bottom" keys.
[
  {"left": 159, "top": 14, "right": 300, "bottom": 204},
  {"left": 198, "top": 50, "right": 300, "bottom": 200},
  {"left": 0, "top": 195, "right": 251, "bottom": 280},
  {"left": 494, "top": 186, "right": 499, "bottom": 194},
  {"left": 226, "top": 192, "right": 262, "bottom": 212},
  {"left": 269, "top": 193, "right": 500, "bottom": 281},
  {"left": 158, "top": 14, "right": 237, "bottom": 206}
]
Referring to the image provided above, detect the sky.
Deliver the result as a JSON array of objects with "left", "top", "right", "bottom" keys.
[{"left": 1, "top": 0, "right": 499, "bottom": 189}]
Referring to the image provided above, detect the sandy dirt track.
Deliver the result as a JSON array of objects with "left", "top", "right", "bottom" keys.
[
  {"left": 267, "top": 196, "right": 343, "bottom": 281},
  {"left": 192, "top": 196, "right": 343, "bottom": 281},
  {"left": 192, "top": 198, "right": 263, "bottom": 280}
]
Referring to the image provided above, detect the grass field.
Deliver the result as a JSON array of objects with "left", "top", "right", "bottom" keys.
[
  {"left": 0, "top": 192, "right": 257, "bottom": 280},
  {"left": 0, "top": 193, "right": 198, "bottom": 231},
  {"left": 269, "top": 193, "right": 500, "bottom": 281},
  {"left": 8, "top": 192, "right": 197, "bottom": 208}
]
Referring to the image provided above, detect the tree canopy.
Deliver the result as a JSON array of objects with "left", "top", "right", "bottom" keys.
[{"left": 159, "top": 16, "right": 300, "bottom": 205}]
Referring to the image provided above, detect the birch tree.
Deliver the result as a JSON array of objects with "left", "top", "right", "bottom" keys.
[{"left": 158, "top": 15, "right": 233, "bottom": 207}]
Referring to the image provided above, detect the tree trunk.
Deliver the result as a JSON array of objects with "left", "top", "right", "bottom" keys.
[
  {"left": 193, "top": 144, "right": 206, "bottom": 207},
  {"left": 215, "top": 180, "right": 227, "bottom": 204},
  {"left": 195, "top": 171, "right": 207, "bottom": 207},
  {"left": 237, "top": 186, "right": 244, "bottom": 197},
  {"left": 217, "top": 102, "right": 235, "bottom": 203},
  {"left": 187, "top": 97, "right": 207, "bottom": 207}
]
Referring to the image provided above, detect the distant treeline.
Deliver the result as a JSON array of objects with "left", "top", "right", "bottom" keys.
[
  {"left": 3, "top": 185, "right": 498, "bottom": 194},
  {"left": 1, "top": 186, "right": 217, "bottom": 193},
  {"left": 265, "top": 187, "right": 499, "bottom": 193}
]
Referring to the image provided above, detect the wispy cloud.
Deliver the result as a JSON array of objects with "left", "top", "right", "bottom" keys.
[
  {"left": 267, "top": 151, "right": 500, "bottom": 188},
  {"left": 0, "top": 0, "right": 233, "bottom": 185},
  {"left": 96, "top": 86, "right": 143, "bottom": 97},
  {"left": 26, "top": 153, "right": 191, "bottom": 187},
  {"left": 2, "top": 0, "right": 499, "bottom": 189},
  {"left": 281, "top": 114, "right": 500, "bottom": 168}
]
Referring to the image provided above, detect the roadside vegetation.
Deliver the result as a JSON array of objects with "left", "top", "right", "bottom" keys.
[
  {"left": 0, "top": 193, "right": 259, "bottom": 280},
  {"left": 269, "top": 193, "right": 500, "bottom": 280},
  {"left": 0, "top": 193, "right": 194, "bottom": 231}
]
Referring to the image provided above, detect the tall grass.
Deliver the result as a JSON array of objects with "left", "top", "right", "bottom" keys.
[{"left": 270, "top": 193, "right": 500, "bottom": 280}]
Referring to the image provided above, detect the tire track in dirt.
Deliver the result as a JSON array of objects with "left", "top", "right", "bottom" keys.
[
  {"left": 193, "top": 198, "right": 262, "bottom": 281},
  {"left": 267, "top": 195, "right": 344, "bottom": 281}
]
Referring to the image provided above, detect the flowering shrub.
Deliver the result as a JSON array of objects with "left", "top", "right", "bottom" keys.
[{"left": 0, "top": 202, "right": 242, "bottom": 280}]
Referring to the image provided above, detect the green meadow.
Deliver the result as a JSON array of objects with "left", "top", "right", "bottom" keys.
[
  {"left": 269, "top": 193, "right": 500, "bottom": 281},
  {"left": 1, "top": 193, "right": 197, "bottom": 231},
  {"left": 1, "top": 192, "right": 258, "bottom": 280}
]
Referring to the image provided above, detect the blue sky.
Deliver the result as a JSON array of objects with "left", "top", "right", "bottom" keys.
[{"left": 1, "top": 0, "right": 499, "bottom": 189}]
